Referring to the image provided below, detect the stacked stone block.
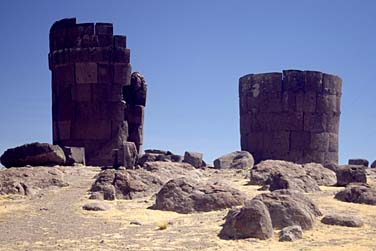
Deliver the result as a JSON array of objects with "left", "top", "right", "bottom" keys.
[
  {"left": 239, "top": 70, "right": 341, "bottom": 165},
  {"left": 49, "top": 18, "right": 146, "bottom": 166}
]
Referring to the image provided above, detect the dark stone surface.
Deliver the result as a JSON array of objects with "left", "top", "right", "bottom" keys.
[
  {"left": 372, "top": 160, "right": 376, "bottom": 169},
  {"left": 321, "top": 214, "right": 363, "bottom": 227},
  {"left": 1, "top": 142, "right": 66, "bottom": 168},
  {"left": 279, "top": 225, "right": 303, "bottom": 242},
  {"left": 213, "top": 151, "right": 254, "bottom": 169},
  {"left": 336, "top": 165, "right": 367, "bottom": 186},
  {"left": 62, "top": 146, "right": 85, "bottom": 165},
  {"left": 335, "top": 183, "right": 376, "bottom": 205},
  {"left": 183, "top": 151, "right": 203, "bottom": 168},
  {"left": 219, "top": 199, "right": 273, "bottom": 240},
  {"left": 348, "top": 159, "right": 369, "bottom": 167}
]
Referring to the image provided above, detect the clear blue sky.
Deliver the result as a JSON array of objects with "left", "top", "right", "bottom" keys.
[{"left": 0, "top": 0, "right": 375, "bottom": 165}]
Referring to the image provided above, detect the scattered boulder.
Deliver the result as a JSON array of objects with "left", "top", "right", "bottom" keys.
[
  {"left": 371, "top": 160, "right": 376, "bottom": 169},
  {"left": 253, "top": 189, "right": 322, "bottom": 230},
  {"left": 138, "top": 150, "right": 183, "bottom": 166},
  {"left": 0, "top": 167, "right": 68, "bottom": 196},
  {"left": 265, "top": 173, "right": 320, "bottom": 193},
  {"left": 90, "top": 169, "right": 163, "bottom": 200},
  {"left": 0, "top": 142, "right": 66, "bottom": 168},
  {"left": 348, "top": 159, "right": 369, "bottom": 167},
  {"left": 82, "top": 202, "right": 110, "bottom": 211},
  {"left": 334, "top": 183, "right": 376, "bottom": 205},
  {"left": 219, "top": 199, "right": 273, "bottom": 240},
  {"left": 183, "top": 151, "right": 203, "bottom": 168},
  {"left": 213, "top": 151, "right": 254, "bottom": 169},
  {"left": 279, "top": 225, "right": 303, "bottom": 242},
  {"left": 336, "top": 165, "right": 367, "bottom": 186},
  {"left": 321, "top": 214, "right": 363, "bottom": 227},
  {"left": 302, "top": 163, "right": 337, "bottom": 186},
  {"left": 62, "top": 146, "right": 85, "bottom": 166},
  {"left": 151, "top": 177, "right": 246, "bottom": 213}
]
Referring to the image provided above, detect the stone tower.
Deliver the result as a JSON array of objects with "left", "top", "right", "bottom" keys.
[
  {"left": 239, "top": 70, "right": 341, "bottom": 165},
  {"left": 49, "top": 18, "right": 146, "bottom": 166}
]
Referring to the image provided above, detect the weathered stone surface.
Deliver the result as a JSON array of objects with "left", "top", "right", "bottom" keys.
[
  {"left": 151, "top": 177, "right": 246, "bottom": 213},
  {"left": 303, "top": 163, "right": 337, "bottom": 186},
  {"left": 82, "top": 202, "right": 110, "bottom": 211},
  {"left": 219, "top": 200, "right": 273, "bottom": 240},
  {"left": 253, "top": 189, "right": 322, "bottom": 230},
  {"left": 138, "top": 151, "right": 183, "bottom": 166},
  {"left": 62, "top": 146, "right": 85, "bottom": 165},
  {"left": 335, "top": 183, "right": 376, "bottom": 205},
  {"left": 90, "top": 169, "right": 163, "bottom": 200},
  {"left": 372, "top": 160, "right": 376, "bottom": 169},
  {"left": 279, "top": 225, "right": 303, "bottom": 242},
  {"left": 348, "top": 159, "right": 369, "bottom": 167},
  {"left": 0, "top": 142, "right": 66, "bottom": 168},
  {"left": 336, "top": 165, "right": 367, "bottom": 186},
  {"left": 0, "top": 167, "right": 68, "bottom": 196},
  {"left": 183, "top": 151, "right": 203, "bottom": 168},
  {"left": 265, "top": 173, "right": 320, "bottom": 193},
  {"left": 124, "top": 72, "right": 147, "bottom": 106},
  {"left": 213, "top": 151, "right": 254, "bottom": 169},
  {"left": 321, "top": 214, "right": 363, "bottom": 227},
  {"left": 112, "top": 142, "right": 138, "bottom": 169}
]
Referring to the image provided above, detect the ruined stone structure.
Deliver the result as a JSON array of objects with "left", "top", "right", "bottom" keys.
[
  {"left": 49, "top": 18, "right": 146, "bottom": 166},
  {"left": 239, "top": 70, "right": 342, "bottom": 165}
]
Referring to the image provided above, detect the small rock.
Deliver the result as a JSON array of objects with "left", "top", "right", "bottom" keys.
[
  {"left": 183, "top": 151, "right": 203, "bottom": 168},
  {"left": 130, "top": 220, "right": 142, "bottom": 225},
  {"left": 82, "top": 202, "right": 110, "bottom": 211},
  {"left": 279, "top": 225, "right": 303, "bottom": 242},
  {"left": 348, "top": 159, "right": 369, "bottom": 167},
  {"left": 321, "top": 214, "right": 363, "bottom": 227}
]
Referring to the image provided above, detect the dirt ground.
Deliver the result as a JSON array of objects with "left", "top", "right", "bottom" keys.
[{"left": 0, "top": 166, "right": 376, "bottom": 251}]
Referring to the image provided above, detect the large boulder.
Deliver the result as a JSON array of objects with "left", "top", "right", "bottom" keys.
[
  {"left": 302, "top": 163, "right": 337, "bottom": 186},
  {"left": 0, "top": 142, "right": 66, "bottom": 168},
  {"left": 334, "top": 183, "right": 376, "bottom": 205},
  {"left": 321, "top": 214, "right": 363, "bottom": 227},
  {"left": 0, "top": 167, "right": 68, "bottom": 196},
  {"left": 336, "top": 165, "right": 367, "bottom": 186},
  {"left": 90, "top": 169, "right": 164, "bottom": 200},
  {"left": 183, "top": 151, "right": 203, "bottom": 168},
  {"left": 219, "top": 199, "right": 273, "bottom": 240},
  {"left": 253, "top": 189, "right": 322, "bottom": 230},
  {"left": 213, "top": 151, "right": 254, "bottom": 169},
  {"left": 348, "top": 159, "right": 369, "bottom": 167},
  {"left": 265, "top": 173, "right": 320, "bottom": 193},
  {"left": 151, "top": 177, "right": 246, "bottom": 213}
]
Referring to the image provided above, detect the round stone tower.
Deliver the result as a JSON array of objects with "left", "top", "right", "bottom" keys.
[
  {"left": 49, "top": 18, "right": 146, "bottom": 166},
  {"left": 239, "top": 70, "right": 342, "bottom": 165}
]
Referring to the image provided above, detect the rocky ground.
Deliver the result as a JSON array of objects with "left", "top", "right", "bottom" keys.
[{"left": 1, "top": 166, "right": 376, "bottom": 251}]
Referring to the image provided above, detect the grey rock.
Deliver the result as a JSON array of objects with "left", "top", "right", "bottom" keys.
[
  {"left": 266, "top": 173, "right": 320, "bottom": 193},
  {"left": 335, "top": 183, "right": 376, "bottom": 205},
  {"left": 371, "top": 160, "right": 376, "bottom": 169},
  {"left": 303, "top": 163, "right": 337, "bottom": 186},
  {"left": 151, "top": 177, "right": 246, "bottom": 213},
  {"left": 253, "top": 189, "right": 322, "bottom": 230},
  {"left": 183, "top": 151, "right": 203, "bottom": 168},
  {"left": 219, "top": 199, "right": 273, "bottom": 240},
  {"left": 336, "top": 165, "right": 367, "bottom": 186},
  {"left": 82, "top": 202, "right": 110, "bottom": 211},
  {"left": 279, "top": 225, "right": 303, "bottom": 242},
  {"left": 214, "top": 151, "right": 254, "bottom": 169},
  {"left": 113, "top": 142, "right": 138, "bottom": 169},
  {"left": 62, "top": 146, "right": 85, "bottom": 166},
  {"left": 348, "top": 159, "right": 369, "bottom": 167},
  {"left": 321, "top": 214, "right": 363, "bottom": 227},
  {"left": 0, "top": 142, "right": 66, "bottom": 168}
]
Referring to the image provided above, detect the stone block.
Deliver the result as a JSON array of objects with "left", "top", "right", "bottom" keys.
[
  {"left": 71, "top": 120, "right": 111, "bottom": 140},
  {"left": 80, "top": 34, "right": 99, "bottom": 48},
  {"left": 240, "top": 112, "right": 251, "bottom": 135},
  {"left": 328, "top": 133, "right": 338, "bottom": 152},
  {"left": 97, "top": 63, "right": 113, "bottom": 83},
  {"left": 287, "top": 112, "right": 304, "bottom": 131},
  {"left": 303, "top": 151, "right": 325, "bottom": 164},
  {"left": 310, "top": 133, "right": 329, "bottom": 151},
  {"left": 97, "top": 34, "right": 113, "bottom": 47},
  {"left": 62, "top": 146, "right": 86, "bottom": 165},
  {"left": 326, "top": 113, "right": 340, "bottom": 133},
  {"left": 282, "top": 91, "right": 296, "bottom": 112},
  {"left": 115, "top": 142, "right": 138, "bottom": 169},
  {"left": 112, "top": 47, "right": 130, "bottom": 63},
  {"left": 290, "top": 131, "right": 310, "bottom": 151},
  {"left": 260, "top": 96, "right": 283, "bottom": 113},
  {"left": 304, "top": 113, "right": 327, "bottom": 133},
  {"left": 241, "top": 133, "right": 249, "bottom": 150},
  {"left": 323, "top": 73, "right": 342, "bottom": 96},
  {"left": 282, "top": 70, "right": 305, "bottom": 92},
  {"left": 125, "top": 105, "right": 144, "bottom": 125},
  {"left": 303, "top": 92, "right": 316, "bottom": 112},
  {"left": 111, "top": 120, "right": 128, "bottom": 142},
  {"left": 53, "top": 121, "right": 71, "bottom": 141},
  {"left": 295, "top": 92, "right": 304, "bottom": 112},
  {"left": 288, "top": 150, "right": 304, "bottom": 163},
  {"left": 114, "top": 63, "right": 131, "bottom": 85},
  {"left": 348, "top": 159, "right": 369, "bottom": 167},
  {"left": 258, "top": 73, "right": 283, "bottom": 97},
  {"left": 71, "top": 84, "right": 91, "bottom": 102},
  {"left": 128, "top": 124, "right": 143, "bottom": 144},
  {"left": 53, "top": 64, "right": 75, "bottom": 84},
  {"left": 264, "top": 131, "right": 290, "bottom": 153},
  {"left": 317, "top": 95, "right": 339, "bottom": 113},
  {"left": 108, "top": 101, "right": 126, "bottom": 120},
  {"left": 75, "top": 63, "right": 98, "bottom": 84},
  {"left": 95, "top": 23, "right": 113, "bottom": 35},
  {"left": 113, "top": 35, "right": 126, "bottom": 48},
  {"left": 246, "top": 132, "right": 264, "bottom": 153},
  {"left": 304, "top": 71, "right": 323, "bottom": 93}
]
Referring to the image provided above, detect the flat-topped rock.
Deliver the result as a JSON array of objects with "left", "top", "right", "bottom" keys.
[{"left": 213, "top": 151, "right": 254, "bottom": 169}]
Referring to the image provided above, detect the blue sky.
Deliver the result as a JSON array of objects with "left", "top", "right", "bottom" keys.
[{"left": 0, "top": 0, "right": 375, "bottom": 164}]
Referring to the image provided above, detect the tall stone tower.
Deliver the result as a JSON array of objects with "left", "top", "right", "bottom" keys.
[
  {"left": 49, "top": 18, "right": 146, "bottom": 166},
  {"left": 239, "top": 70, "right": 341, "bottom": 165}
]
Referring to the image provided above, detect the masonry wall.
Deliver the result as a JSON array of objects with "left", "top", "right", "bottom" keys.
[
  {"left": 49, "top": 18, "right": 146, "bottom": 166},
  {"left": 239, "top": 70, "right": 342, "bottom": 165}
]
